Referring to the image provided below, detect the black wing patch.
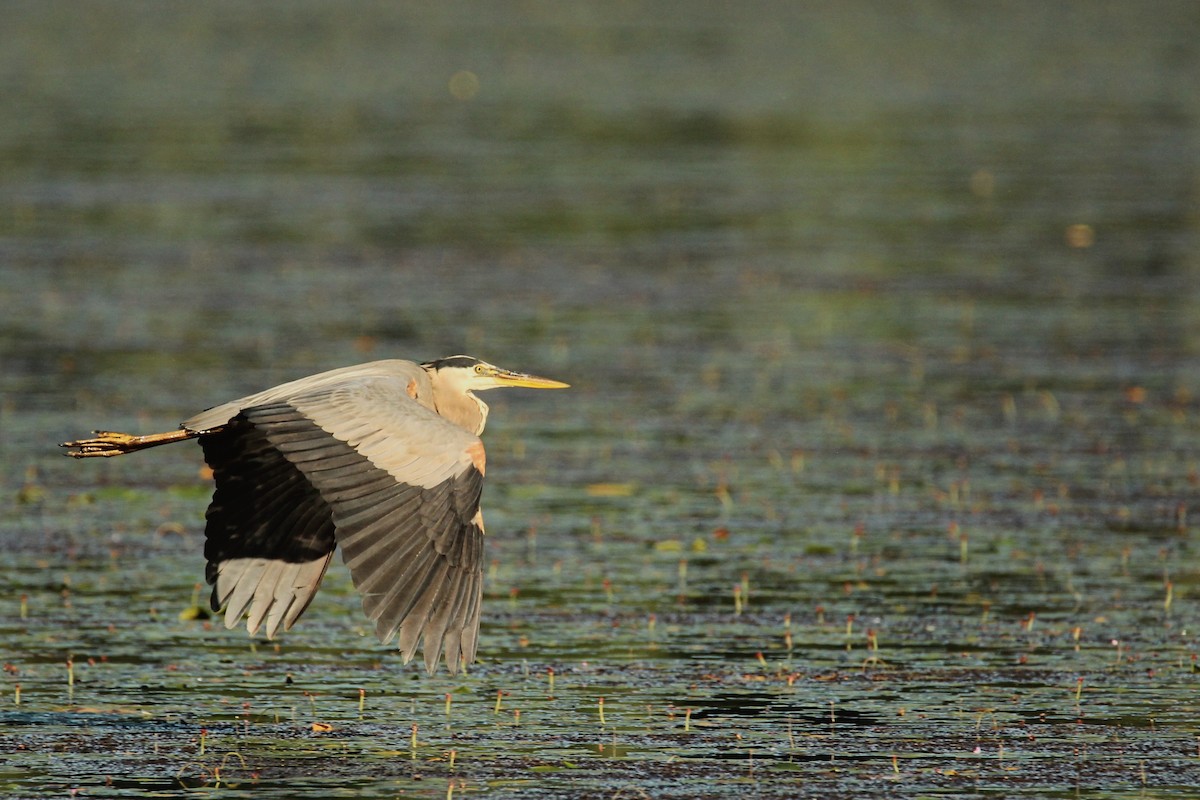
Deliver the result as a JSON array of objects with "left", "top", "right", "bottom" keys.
[
  {"left": 202, "top": 415, "right": 337, "bottom": 566},
  {"left": 200, "top": 415, "right": 337, "bottom": 638}
]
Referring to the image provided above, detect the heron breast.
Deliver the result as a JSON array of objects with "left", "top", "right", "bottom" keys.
[{"left": 466, "top": 441, "right": 486, "bottom": 476}]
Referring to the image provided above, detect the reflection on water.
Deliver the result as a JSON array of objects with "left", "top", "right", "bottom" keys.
[{"left": 2, "top": 2, "right": 1199, "bottom": 797}]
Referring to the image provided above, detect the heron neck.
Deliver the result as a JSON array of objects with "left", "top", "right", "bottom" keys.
[{"left": 434, "top": 389, "right": 489, "bottom": 436}]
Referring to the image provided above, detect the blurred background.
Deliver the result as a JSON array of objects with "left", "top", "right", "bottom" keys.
[
  {"left": 4, "top": 1, "right": 1196, "bottom": 423},
  {"left": 4, "top": 0, "right": 1200, "bottom": 613},
  {"left": 4, "top": 0, "right": 1200, "bottom": 603}
]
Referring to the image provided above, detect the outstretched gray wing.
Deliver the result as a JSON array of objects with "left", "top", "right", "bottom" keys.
[{"left": 202, "top": 374, "right": 486, "bottom": 675}]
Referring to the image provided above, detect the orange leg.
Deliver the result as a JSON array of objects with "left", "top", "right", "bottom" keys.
[{"left": 61, "top": 428, "right": 200, "bottom": 458}]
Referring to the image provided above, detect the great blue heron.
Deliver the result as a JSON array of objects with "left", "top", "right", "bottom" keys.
[{"left": 62, "top": 356, "right": 568, "bottom": 675}]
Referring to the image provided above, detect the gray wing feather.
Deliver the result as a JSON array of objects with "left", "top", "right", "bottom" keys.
[
  {"left": 183, "top": 360, "right": 435, "bottom": 433},
  {"left": 233, "top": 374, "right": 486, "bottom": 674}
]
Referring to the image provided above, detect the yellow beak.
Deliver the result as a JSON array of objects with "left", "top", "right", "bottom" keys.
[{"left": 492, "top": 369, "right": 570, "bottom": 389}]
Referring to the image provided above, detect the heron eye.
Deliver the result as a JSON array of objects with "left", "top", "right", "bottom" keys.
[{"left": 474, "top": 365, "right": 486, "bottom": 374}]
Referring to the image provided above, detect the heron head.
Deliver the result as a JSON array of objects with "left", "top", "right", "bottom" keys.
[{"left": 422, "top": 355, "right": 570, "bottom": 395}]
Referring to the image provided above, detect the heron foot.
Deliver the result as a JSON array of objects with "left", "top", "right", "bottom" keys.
[
  {"left": 61, "top": 430, "right": 144, "bottom": 458},
  {"left": 61, "top": 429, "right": 194, "bottom": 458}
]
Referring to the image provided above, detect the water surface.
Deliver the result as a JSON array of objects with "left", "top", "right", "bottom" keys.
[{"left": 2, "top": 3, "right": 1199, "bottom": 797}]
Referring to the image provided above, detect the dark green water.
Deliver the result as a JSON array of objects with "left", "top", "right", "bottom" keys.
[{"left": 3, "top": 3, "right": 1200, "bottom": 797}]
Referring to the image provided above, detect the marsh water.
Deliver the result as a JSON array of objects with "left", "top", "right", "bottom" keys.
[{"left": 3, "top": 3, "right": 1200, "bottom": 797}]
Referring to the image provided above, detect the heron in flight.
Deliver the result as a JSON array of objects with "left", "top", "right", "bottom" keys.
[{"left": 62, "top": 356, "right": 568, "bottom": 675}]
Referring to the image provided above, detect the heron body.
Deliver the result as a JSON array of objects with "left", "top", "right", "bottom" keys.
[{"left": 63, "top": 356, "right": 568, "bottom": 675}]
